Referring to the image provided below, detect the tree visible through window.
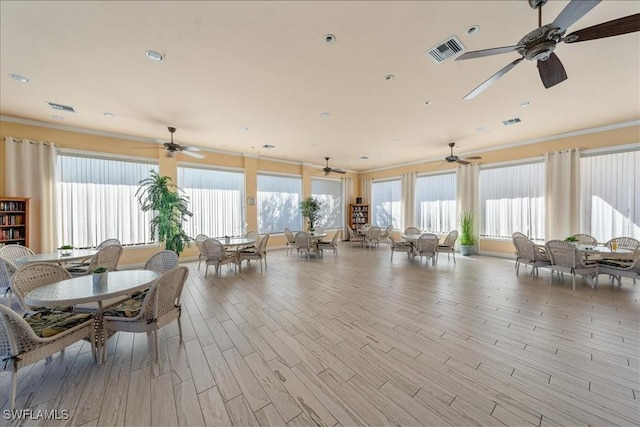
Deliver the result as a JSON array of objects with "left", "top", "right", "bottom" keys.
[
  {"left": 415, "top": 173, "right": 456, "bottom": 233},
  {"left": 311, "top": 178, "right": 343, "bottom": 229},
  {"left": 371, "top": 179, "right": 401, "bottom": 228},
  {"left": 257, "top": 174, "right": 302, "bottom": 233}
]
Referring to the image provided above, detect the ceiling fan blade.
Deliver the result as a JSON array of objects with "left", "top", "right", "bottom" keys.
[
  {"left": 564, "top": 13, "right": 640, "bottom": 44},
  {"left": 456, "top": 45, "right": 525, "bottom": 61},
  {"left": 537, "top": 52, "right": 567, "bottom": 89},
  {"left": 463, "top": 156, "right": 482, "bottom": 160},
  {"left": 463, "top": 57, "right": 524, "bottom": 100},
  {"left": 181, "top": 150, "right": 205, "bottom": 160},
  {"left": 551, "top": 0, "right": 600, "bottom": 34},
  {"left": 331, "top": 169, "right": 347, "bottom": 175},
  {"left": 456, "top": 159, "right": 471, "bottom": 165},
  {"left": 182, "top": 146, "right": 201, "bottom": 152}
]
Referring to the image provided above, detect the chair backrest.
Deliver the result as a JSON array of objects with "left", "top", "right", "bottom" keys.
[
  {"left": 144, "top": 250, "right": 179, "bottom": 273},
  {"left": 96, "top": 238, "right": 121, "bottom": 250},
  {"left": 545, "top": 240, "right": 586, "bottom": 269},
  {"left": 138, "top": 266, "right": 189, "bottom": 322},
  {"left": 380, "top": 225, "right": 393, "bottom": 237},
  {"left": 195, "top": 234, "right": 209, "bottom": 253},
  {"left": 295, "top": 232, "right": 312, "bottom": 249},
  {"left": 255, "top": 234, "right": 270, "bottom": 255},
  {"left": 245, "top": 230, "right": 258, "bottom": 241},
  {"left": 512, "top": 231, "right": 527, "bottom": 239},
  {"left": 328, "top": 231, "right": 339, "bottom": 246},
  {"left": 284, "top": 228, "right": 296, "bottom": 244},
  {"left": 347, "top": 227, "right": 357, "bottom": 240},
  {"left": 571, "top": 234, "right": 598, "bottom": 246},
  {"left": 417, "top": 233, "right": 439, "bottom": 254},
  {"left": 0, "top": 258, "right": 12, "bottom": 294},
  {"left": 513, "top": 236, "right": 535, "bottom": 261},
  {"left": 0, "top": 245, "right": 35, "bottom": 270},
  {"left": 368, "top": 226, "right": 381, "bottom": 241},
  {"left": 203, "top": 238, "right": 226, "bottom": 262},
  {"left": 442, "top": 230, "right": 458, "bottom": 246},
  {"left": 607, "top": 237, "right": 640, "bottom": 252},
  {"left": 11, "top": 263, "right": 72, "bottom": 312},
  {"left": 86, "top": 245, "right": 123, "bottom": 272},
  {"left": 404, "top": 227, "right": 420, "bottom": 235}
]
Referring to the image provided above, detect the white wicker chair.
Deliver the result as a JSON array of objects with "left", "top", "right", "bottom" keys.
[
  {"left": 195, "top": 234, "right": 209, "bottom": 270},
  {"left": 295, "top": 232, "right": 316, "bottom": 258},
  {"left": 416, "top": 233, "right": 439, "bottom": 266},
  {"left": 545, "top": 240, "right": 597, "bottom": 290},
  {"left": 0, "top": 304, "right": 95, "bottom": 410},
  {"left": 238, "top": 234, "right": 269, "bottom": 272},
  {"left": 70, "top": 238, "right": 122, "bottom": 268},
  {"left": 596, "top": 249, "right": 640, "bottom": 288},
  {"left": 403, "top": 227, "right": 420, "bottom": 235},
  {"left": 347, "top": 227, "right": 365, "bottom": 247},
  {"left": 0, "top": 245, "right": 35, "bottom": 272},
  {"left": 438, "top": 230, "right": 458, "bottom": 264},
  {"left": 389, "top": 236, "right": 413, "bottom": 261},
  {"left": 67, "top": 244, "right": 123, "bottom": 276},
  {"left": 380, "top": 225, "right": 393, "bottom": 246},
  {"left": 605, "top": 236, "right": 640, "bottom": 256},
  {"left": 511, "top": 232, "right": 528, "bottom": 271},
  {"left": 284, "top": 228, "right": 297, "bottom": 256},
  {"left": 10, "top": 263, "right": 73, "bottom": 313},
  {"left": 366, "top": 226, "right": 382, "bottom": 248},
  {"left": 317, "top": 231, "right": 340, "bottom": 258},
  {"left": 102, "top": 266, "right": 189, "bottom": 364},
  {"left": 1, "top": 258, "right": 12, "bottom": 305},
  {"left": 571, "top": 234, "right": 598, "bottom": 246},
  {"left": 144, "top": 250, "right": 179, "bottom": 274},
  {"left": 203, "top": 239, "right": 237, "bottom": 277},
  {"left": 512, "top": 236, "right": 550, "bottom": 277}
]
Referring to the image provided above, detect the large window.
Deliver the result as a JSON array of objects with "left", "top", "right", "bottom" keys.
[
  {"left": 178, "top": 166, "right": 244, "bottom": 238},
  {"left": 371, "top": 179, "right": 401, "bottom": 228},
  {"left": 257, "top": 174, "right": 302, "bottom": 233},
  {"left": 580, "top": 149, "right": 639, "bottom": 241},
  {"left": 480, "top": 162, "right": 545, "bottom": 240},
  {"left": 415, "top": 173, "right": 456, "bottom": 233},
  {"left": 56, "top": 154, "right": 157, "bottom": 248},
  {"left": 311, "top": 178, "right": 343, "bottom": 229}
]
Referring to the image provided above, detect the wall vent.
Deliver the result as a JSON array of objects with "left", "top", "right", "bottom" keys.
[
  {"left": 47, "top": 102, "right": 76, "bottom": 113},
  {"left": 426, "top": 36, "right": 465, "bottom": 63},
  {"left": 502, "top": 117, "right": 522, "bottom": 126}
]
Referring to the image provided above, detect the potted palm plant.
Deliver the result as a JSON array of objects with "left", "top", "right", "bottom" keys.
[
  {"left": 300, "top": 197, "right": 321, "bottom": 233},
  {"left": 459, "top": 210, "right": 476, "bottom": 256},
  {"left": 136, "top": 170, "right": 192, "bottom": 255}
]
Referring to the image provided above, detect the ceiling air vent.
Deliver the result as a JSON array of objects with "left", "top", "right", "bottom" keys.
[
  {"left": 502, "top": 117, "right": 522, "bottom": 126},
  {"left": 47, "top": 102, "right": 76, "bottom": 113},
  {"left": 427, "top": 36, "right": 465, "bottom": 63}
]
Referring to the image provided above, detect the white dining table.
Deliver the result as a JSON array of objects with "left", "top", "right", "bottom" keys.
[
  {"left": 25, "top": 269, "right": 160, "bottom": 363},
  {"left": 14, "top": 249, "right": 98, "bottom": 266}
]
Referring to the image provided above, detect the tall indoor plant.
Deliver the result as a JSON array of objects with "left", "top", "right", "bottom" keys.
[
  {"left": 300, "top": 197, "right": 321, "bottom": 233},
  {"left": 137, "top": 170, "right": 192, "bottom": 255},
  {"left": 459, "top": 210, "right": 476, "bottom": 256}
]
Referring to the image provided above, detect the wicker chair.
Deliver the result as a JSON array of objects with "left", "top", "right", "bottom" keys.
[
  {"left": 416, "top": 233, "right": 439, "bottom": 266},
  {"left": 512, "top": 232, "right": 528, "bottom": 271},
  {"left": 0, "top": 304, "right": 95, "bottom": 410},
  {"left": 70, "top": 238, "right": 122, "bottom": 267},
  {"left": 571, "top": 234, "right": 598, "bottom": 246},
  {"left": 366, "top": 226, "right": 382, "bottom": 248},
  {"left": 238, "top": 234, "right": 269, "bottom": 272},
  {"left": 102, "top": 266, "right": 189, "bottom": 364},
  {"left": 1, "top": 258, "right": 12, "bottom": 305},
  {"left": 10, "top": 263, "right": 73, "bottom": 313},
  {"left": 195, "top": 234, "right": 209, "bottom": 270},
  {"left": 67, "top": 244, "right": 123, "bottom": 276},
  {"left": 295, "top": 232, "right": 316, "bottom": 258},
  {"left": 438, "top": 230, "right": 458, "bottom": 264},
  {"left": 202, "top": 238, "right": 237, "bottom": 277},
  {"left": 347, "top": 227, "right": 366, "bottom": 247},
  {"left": 545, "top": 240, "right": 597, "bottom": 290},
  {"left": 512, "top": 236, "right": 550, "bottom": 277},
  {"left": 404, "top": 227, "right": 420, "bottom": 235},
  {"left": 380, "top": 225, "right": 394, "bottom": 246},
  {"left": 596, "top": 251, "right": 640, "bottom": 288},
  {"left": 317, "top": 231, "right": 340, "bottom": 258},
  {"left": 389, "top": 236, "right": 413, "bottom": 261},
  {"left": 0, "top": 245, "right": 35, "bottom": 272},
  {"left": 284, "top": 228, "right": 297, "bottom": 256},
  {"left": 144, "top": 250, "right": 179, "bottom": 274},
  {"left": 605, "top": 236, "right": 640, "bottom": 254}
]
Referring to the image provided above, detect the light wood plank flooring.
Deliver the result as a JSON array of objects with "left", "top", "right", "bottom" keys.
[{"left": 2, "top": 243, "right": 639, "bottom": 426}]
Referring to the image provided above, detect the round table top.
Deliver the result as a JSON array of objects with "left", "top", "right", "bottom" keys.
[
  {"left": 25, "top": 269, "right": 160, "bottom": 307},
  {"left": 218, "top": 237, "right": 256, "bottom": 247},
  {"left": 15, "top": 249, "right": 98, "bottom": 265}
]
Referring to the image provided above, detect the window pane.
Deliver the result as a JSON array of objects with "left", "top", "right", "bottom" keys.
[
  {"left": 480, "top": 162, "right": 545, "bottom": 240},
  {"left": 580, "top": 150, "right": 639, "bottom": 241},
  {"left": 311, "top": 178, "right": 343, "bottom": 229},
  {"left": 415, "top": 173, "right": 456, "bottom": 233},
  {"left": 371, "top": 179, "right": 401, "bottom": 228},
  {"left": 56, "top": 155, "right": 157, "bottom": 247},
  {"left": 178, "top": 166, "right": 245, "bottom": 237},
  {"left": 257, "top": 174, "right": 302, "bottom": 233}
]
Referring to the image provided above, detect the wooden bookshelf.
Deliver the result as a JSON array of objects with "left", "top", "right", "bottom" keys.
[
  {"left": 0, "top": 196, "right": 30, "bottom": 247},
  {"left": 349, "top": 203, "right": 369, "bottom": 230}
]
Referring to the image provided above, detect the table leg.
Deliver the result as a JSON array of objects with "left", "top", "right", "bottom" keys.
[{"left": 97, "top": 301, "right": 105, "bottom": 364}]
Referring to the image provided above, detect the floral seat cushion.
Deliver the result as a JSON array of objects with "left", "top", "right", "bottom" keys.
[
  {"left": 103, "top": 289, "right": 148, "bottom": 318},
  {"left": 24, "top": 309, "right": 92, "bottom": 338}
]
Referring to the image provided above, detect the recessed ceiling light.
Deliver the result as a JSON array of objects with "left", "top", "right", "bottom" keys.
[
  {"left": 145, "top": 50, "right": 164, "bottom": 61},
  {"left": 360, "top": 156, "right": 369, "bottom": 160},
  {"left": 51, "top": 115, "right": 64, "bottom": 120},
  {"left": 518, "top": 101, "right": 531, "bottom": 108},
  {"left": 103, "top": 112, "right": 115, "bottom": 118},
  {"left": 221, "top": 144, "right": 228, "bottom": 147},
  {"left": 9, "top": 74, "right": 29, "bottom": 82},
  {"left": 239, "top": 127, "right": 249, "bottom": 132},
  {"left": 324, "top": 34, "right": 336, "bottom": 44},
  {"left": 424, "top": 100, "right": 432, "bottom": 106},
  {"left": 262, "top": 144, "right": 275, "bottom": 149},
  {"left": 466, "top": 25, "right": 480, "bottom": 35},
  {"left": 394, "top": 139, "right": 401, "bottom": 143},
  {"left": 384, "top": 74, "right": 394, "bottom": 81},
  {"left": 320, "top": 112, "right": 330, "bottom": 119}
]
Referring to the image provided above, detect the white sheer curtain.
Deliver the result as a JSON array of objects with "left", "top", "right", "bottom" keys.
[
  {"left": 401, "top": 172, "right": 416, "bottom": 230},
  {"left": 545, "top": 149, "right": 580, "bottom": 240},
  {"left": 361, "top": 178, "right": 372, "bottom": 205},
  {"left": 4, "top": 137, "right": 57, "bottom": 252},
  {"left": 415, "top": 173, "right": 456, "bottom": 233},
  {"left": 311, "top": 178, "right": 342, "bottom": 229},
  {"left": 342, "top": 176, "right": 353, "bottom": 237},
  {"left": 257, "top": 174, "right": 302, "bottom": 233},
  {"left": 456, "top": 164, "right": 479, "bottom": 244}
]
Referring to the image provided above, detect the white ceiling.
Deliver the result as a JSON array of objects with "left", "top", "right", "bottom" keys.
[{"left": 1, "top": 1, "right": 639, "bottom": 171}]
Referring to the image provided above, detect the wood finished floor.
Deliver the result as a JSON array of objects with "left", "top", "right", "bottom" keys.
[{"left": 1, "top": 243, "right": 639, "bottom": 427}]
